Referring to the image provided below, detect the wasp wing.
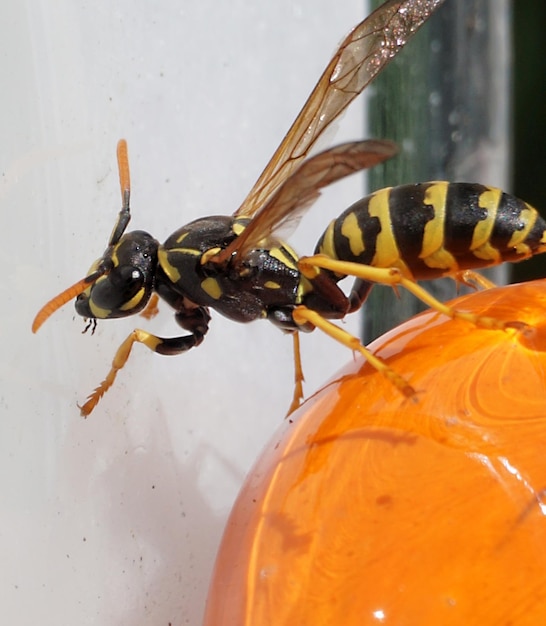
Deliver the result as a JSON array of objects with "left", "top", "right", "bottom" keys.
[
  {"left": 233, "top": 0, "right": 446, "bottom": 219},
  {"left": 218, "top": 139, "right": 397, "bottom": 263}
]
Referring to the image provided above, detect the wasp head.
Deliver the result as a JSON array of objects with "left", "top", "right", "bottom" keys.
[{"left": 75, "top": 231, "right": 159, "bottom": 320}]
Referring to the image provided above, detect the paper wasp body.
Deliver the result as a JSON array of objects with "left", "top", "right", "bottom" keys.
[{"left": 33, "top": 0, "right": 545, "bottom": 416}]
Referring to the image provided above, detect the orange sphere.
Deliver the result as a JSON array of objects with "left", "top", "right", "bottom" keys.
[{"left": 204, "top": 279, "right": 546, "bottom": 625}]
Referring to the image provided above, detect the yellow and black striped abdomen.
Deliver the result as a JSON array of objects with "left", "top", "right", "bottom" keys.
[{"left": 315, "top": 182, "right": 546, "bottom": 280}]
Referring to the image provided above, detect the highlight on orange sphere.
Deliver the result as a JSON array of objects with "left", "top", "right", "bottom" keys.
[{"left": 204, "top": 279, "right": 546, "bottom": 626}]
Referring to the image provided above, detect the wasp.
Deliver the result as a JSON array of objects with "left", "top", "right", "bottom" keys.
[{"left": 32, "top": 0, "right": 545, "bottom": 417}]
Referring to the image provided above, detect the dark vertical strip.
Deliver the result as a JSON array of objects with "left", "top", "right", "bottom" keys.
[
  {"left": 512, "top": 2, "right": 546, "bottom": 281},
  {"left": 364, "top": 0, "right": 510, "bottom": 342}
]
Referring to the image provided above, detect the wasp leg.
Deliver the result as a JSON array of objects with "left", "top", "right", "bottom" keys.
[
  {"left": 139, "top": 293, "right": 160, "bottom": 320},
  {"left": 292, "top": 306, "right": 415, "bottom": 397},
  {"left": 80, "top": 307, "right": 210, "bottom": 417},
  {"left": 79, "top": 328, "right": 207, "bottom": 417},
  {"left": 348, "top": 278, "right": 373, "bottom": 313},
  {"left": 265, "top": 309, "right": 308, "bottom": 416},
  {"left": 299, "top": 255, "right": 526, "bottom": 332},
  {"left": 286, "top": 331, "right": 305, "bottom": 417},
  {"left": 453, "top": 270, "right": 497, "bottom": 291}
]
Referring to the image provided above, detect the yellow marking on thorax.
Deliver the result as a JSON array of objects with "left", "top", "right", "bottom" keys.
[
  {"left": 340, "top": 211, "right": 365, "bottom": 256},
  {"left": 368, "top": 187, "right": 400, "bottom": 267},
  {"left": 232, "top": 220, "right": 247, "bottom": 236},
  {"left": 158, "top": 247, "right": 181, "bottom": 283},
  {"left": 169, "top": 232, "right": 203, "bottom": 259},
  {"left": 269, "top": 245, "right": 299, "bottom": 271},
  {"left": 264, "top": 281, "right": 281, "bottom": 290},
  {"left": 201, "top": 277, "right": 222, "bottom": 300},
  {"left": 200, "top": 247, "right": 222, "bottom": 265},
  {"left": 420, "top": 183, "right": 448, "bottom": 258},
  {"left": 296, "top": 275, "right": 314, "bottom": 303}
]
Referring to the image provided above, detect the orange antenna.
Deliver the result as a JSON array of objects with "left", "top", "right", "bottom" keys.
[
  {"left": 117, "top": 138, "right": 130, "bottom": 207},
  {"left": 108, "top": 139, "right": 132, "bottom": 246},
  {"left": 32, "top": 272, "right": 101, "bottom": 333},
  {"left": 33, "top": 140, "right": 130, "bottom": 334}
]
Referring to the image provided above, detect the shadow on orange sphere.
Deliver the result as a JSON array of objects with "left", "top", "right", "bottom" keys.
[{"left": 204, "top": 279, "right": 546, "bottom": 626}]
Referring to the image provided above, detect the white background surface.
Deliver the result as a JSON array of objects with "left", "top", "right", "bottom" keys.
[{"left": 0, "top": 1, "right": 367, "bottom": 624}]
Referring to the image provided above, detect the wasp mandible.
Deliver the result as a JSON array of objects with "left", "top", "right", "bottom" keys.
[{"left": 34, "top": 0, "right": 544, "bottom": 417}]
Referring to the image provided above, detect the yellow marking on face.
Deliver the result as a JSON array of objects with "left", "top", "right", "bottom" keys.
[
  {"left": 420, "top": 183, "right": 448, "bottom": 258},
  {"left": 158, "top": 248, "right": 181, "bottom": 283},
  {"left": 89, "top": 299, "right": 111, "bottom": 319},
  {"left": 340, "top": 211, "right": 365, "bottom": 256},
  {"left": 110, "top": 248, "right": 120, "bottom": 266},
  {"left": 120, "top": 288, "right": 145, "bottom": 312},
  {"left": 85, "top": 275, "right": 111, "bottom": 318},
  {"left": 368, "top": 187, "right": 399, "bottom": 267},
  {"left": 201, "top": 277, "right": 222, "bottom": 300},
  {"left": 264, "top": 281, "right": 281, "bottom": 290}
]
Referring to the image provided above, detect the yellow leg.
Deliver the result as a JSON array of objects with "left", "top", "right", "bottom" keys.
[
  {"left": 454, "top": 270, "right": 497, "bottom": 291},
  {"left": 292, "top": 306, "right": 415, "bottom": 398},
  {"left": 79, "top": 329, "right": 162, "bottom": 417},
  {"left": 140, "top": 293, "right": 160, "bottom": 320},
  {"left": 286, "top": 331, "right": 305, "bottom": 417},
  {"left": 299, "top": 255, "right": 526, "bottom": 332}
]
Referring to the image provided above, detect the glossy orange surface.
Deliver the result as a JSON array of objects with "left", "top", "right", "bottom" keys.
[{"left": 204, "top": 279, "right": 546, "bottom": 626}]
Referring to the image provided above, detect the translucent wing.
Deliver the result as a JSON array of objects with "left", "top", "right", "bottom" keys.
[
  {"left": 234, "top": 0, "right": 446, "bottom": 219},
  {"left": 220, "top": 139, "right": 397, "bottom": 263}
]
